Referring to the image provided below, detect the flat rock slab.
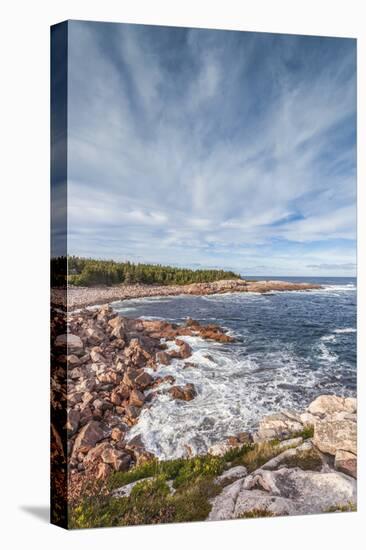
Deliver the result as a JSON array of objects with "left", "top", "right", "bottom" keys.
[
  {"left": 208, "top": 479, "right": 244, "bottom": 520},
  {"left": 208, "top": 467, "right": 356, "bottom": 520},
  {"left": 216, "top": 466, "right": 248, "bottom": 484}
]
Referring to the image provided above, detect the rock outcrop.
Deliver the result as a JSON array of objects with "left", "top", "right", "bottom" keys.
[
  {"left": 207, "top": 394, "right": 357, "bottom": 520},
  {"left": 51, "top": 304, "right": 234, "bottom": 496},
  {"left": 253, "top": 394, "right": 357, "bottom": 479},
  {"left": 209, "top": 467, "right": 356, "bottom": 521}
]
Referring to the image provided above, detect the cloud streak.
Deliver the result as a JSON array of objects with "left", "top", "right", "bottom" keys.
[{"left": 67, "top": 22, "right": 356, "bottom": 276}]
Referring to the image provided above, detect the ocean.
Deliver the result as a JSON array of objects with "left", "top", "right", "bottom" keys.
[{"left": 112, "top": 277, "right": 357, "bottom": 459}]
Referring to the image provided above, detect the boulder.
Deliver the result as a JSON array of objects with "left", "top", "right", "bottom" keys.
[
  {"left": 125, "top": 405, "right": 141, "bottom": 420},
  {"left": 255, "top": 411, "right": 303, "bottom": 441},
  {"left": 110, "top": 389, "right": 121, "bottom": 406},
  {"left": 108, "top": 315, "right": 124, "bottom": 329},
  {"left": 101, "top": 447, "right": 131, "bottom": 471},
  {"left": 69, "top": 367, "right": 85, "bottom": 380},
  {"left": 55, "top": 333, "right": 83, "bottom": 351},
  {"left": 67, "top": 354, "right": 81, "bottom": 366},
  {"left": 124, "top": 338, "right": 150, "bottom": 367},
  {"left": 129, "top": 389, "right": 145, "bottom": 407},
  {"left": 97, "top": 370, "right": 119, "bottom": 384},
  {"left": 84, "top": 441, "right": 111, "bottom": 466},
  {"left": 174, "top": 339, "right": 192, "bottom": 359},
  {"left": 308, "top": 395, "right": 357, "bottom": 416},
  {"left": 90, "top": 349, "right": 105, "bottom": 363},
  {"left": 335, "top": 450, "right": 357, "bottom": 479},
  {"left": 81, "top": 391, "right": 94, "bottom": 407},
  {"left": 72, "top": 420, "right": 104, "bottom": 454},
  {"left": 155, "top": 351, "right": 171, "bottom": 365},
  {"left": 135, "top": 371, "right": 153, "bottom": 389},
  {"left": 117, "top": 383, "right": 131, "bottom": 400},
  {"left": 313, "top": 416, "right": 356, "bottom": 455},
  {"left": 123, "top": 368, "right": 139, "bottom": 388},
  {"left": 111, "top": 427, "right": 125, "bottom": 442},
  {"left": 86, "top": 327, "right": 105, "bottom": 345},
  {"left": 169, "top": 383, "right": 196, "bottom": 401}
]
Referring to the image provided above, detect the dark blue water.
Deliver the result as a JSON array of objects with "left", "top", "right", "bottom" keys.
[{"left": 113, "top": 277, "right": 357, "bottom": 459}]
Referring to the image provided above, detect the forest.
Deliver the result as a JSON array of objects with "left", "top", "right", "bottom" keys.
[{"left": 60, "top": 256, "right": 241, "bottom": 287}]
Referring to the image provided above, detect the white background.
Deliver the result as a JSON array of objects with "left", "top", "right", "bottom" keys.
[{"left": 0, "top": 0, "right": 364, "bottom": 548}]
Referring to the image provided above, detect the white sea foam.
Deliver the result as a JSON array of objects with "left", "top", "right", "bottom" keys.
[
  {"left": 317, "top": 342, "right": 337, "bottom": 363},
  {"left": 127, "top": 336, "right": 323, "bottom": 460},
  {"left": 334, "top": 327, "right": 357, "bottom": 334},
  {"left": 321, "top": 334, "right": 336, "bottom": 343}
]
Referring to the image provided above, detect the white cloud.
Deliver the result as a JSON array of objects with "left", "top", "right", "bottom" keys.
[{"left": 66, "top": 22, "right": 356, "bottom": 275}]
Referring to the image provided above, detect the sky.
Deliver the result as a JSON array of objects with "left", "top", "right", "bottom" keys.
[{"left": 67, "top": 21, "right": 356, "bottom": 277}]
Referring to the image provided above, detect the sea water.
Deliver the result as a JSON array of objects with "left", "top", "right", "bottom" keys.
[{"left": 112, "top": 277, "right": 357, "bottom": 459}]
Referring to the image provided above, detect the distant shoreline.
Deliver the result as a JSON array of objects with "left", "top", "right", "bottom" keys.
[{"left": 51, "top": 278, "right": 322, "bottom": 310}]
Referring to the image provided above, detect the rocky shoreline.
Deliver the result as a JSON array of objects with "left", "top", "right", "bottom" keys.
[
  {"left": 51, "top": 305, "right": 236, "bottom": 498},
  {"left": 51, "top": 278, "right": 322, "bottom": 310},
  {"left": 50, "top": 303, "right": 357, "bottom": 526}
]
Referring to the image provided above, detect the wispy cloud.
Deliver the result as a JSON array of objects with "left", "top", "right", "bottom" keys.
[{"left": 67, "top": 22, "right": 356, "bottom": 276}]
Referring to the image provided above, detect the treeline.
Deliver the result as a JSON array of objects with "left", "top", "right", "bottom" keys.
[{"left": 65, "top": 256, "right": 241, "bottom": 287}]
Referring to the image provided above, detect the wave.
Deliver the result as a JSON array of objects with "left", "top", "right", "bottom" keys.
[
  {"left": 334, "top": 327, "right": 357, "bottom": 334},
  {"left": 127, "top": 333, "right": 351, "bottom": 459}
]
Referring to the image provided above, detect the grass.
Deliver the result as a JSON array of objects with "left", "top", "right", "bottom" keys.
[
  {"left": 108, "top": 455, "right": 225, "bottom": 491},
  {"left": 68, "top": 435, "right": 314, "bottom": 529},
  {"left": 293, "top": 425, "right": 314, "bottom": 440},
  {"left": 225, "top": 439, "right": 302, "bottom": 473},
  {"left": 69, "top": 474, "right": 221, "bottom": 528}
]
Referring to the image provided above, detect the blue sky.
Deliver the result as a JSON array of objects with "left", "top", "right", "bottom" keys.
[{"left": 67, "top": 21, "right": 356, "bottom": 277}]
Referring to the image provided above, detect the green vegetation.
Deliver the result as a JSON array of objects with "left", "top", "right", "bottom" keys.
[
  {"left": 65, "top": 256, "right": 241, "bottom": 287},
  {"left": 69, "top": 439, "right": 304, "bottom": 529},
  {"left": 294, "top": 425, "right": 314, "bottom": 440},
  {"left": 326, "top": 502, "right": 357, "bottom": 513},
  {"left": 280, "top": 445, "right": 323, "bottom": 471},
  {"left": 69, "top": 475, "right": 220, "bottom": 528},
  {"left": 108, "top": 455, "right": 225, "bottom": 492}
]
